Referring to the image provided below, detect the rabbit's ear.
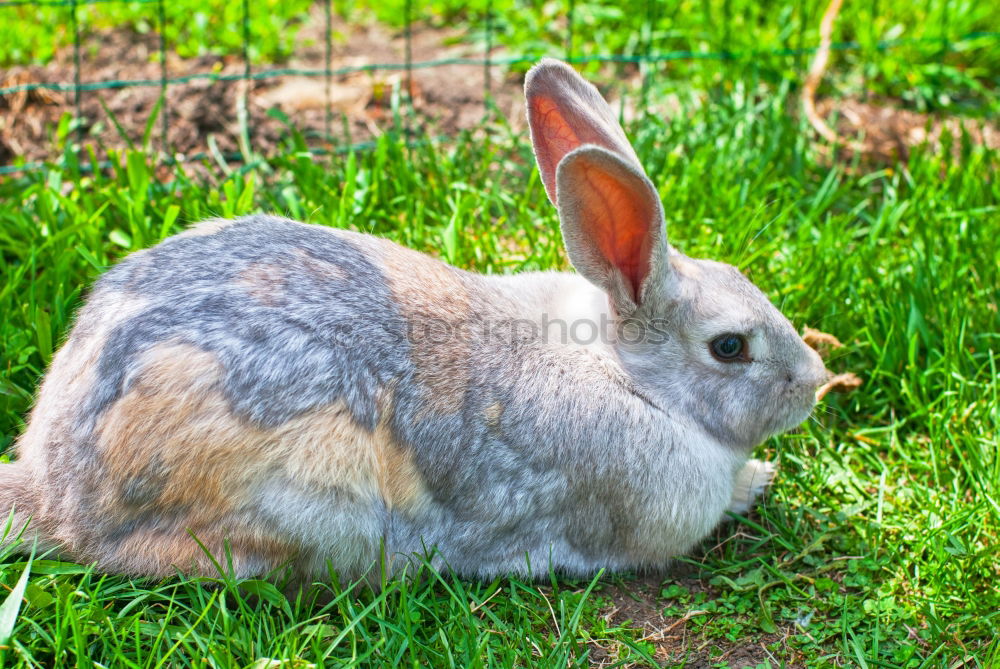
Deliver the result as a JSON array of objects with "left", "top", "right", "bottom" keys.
[
  {"left": 556, "top": 145, "right": 668, "bottom": 315},
  {"left": 526, "top": 58, "right": 643, "bottom": 205}
]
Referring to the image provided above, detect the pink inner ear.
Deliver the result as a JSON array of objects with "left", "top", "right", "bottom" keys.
[
  {"left": 573, "top": 162, "right": 657, "bottom": 303},
  {"left": 528, "top": 96, "right": 581, "bottom": 205}
]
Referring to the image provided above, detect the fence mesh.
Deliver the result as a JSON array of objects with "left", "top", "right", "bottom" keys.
[{"left": 0, "top": 0, "right": 997, "bottom": 175}]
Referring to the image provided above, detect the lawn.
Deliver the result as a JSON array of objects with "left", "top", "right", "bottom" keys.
[{"left": 1, "top": 0, "right": 999, "bottom": 667}]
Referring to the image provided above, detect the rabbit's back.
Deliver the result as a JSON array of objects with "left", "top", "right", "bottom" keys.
[{"left": 86, "top": 215, "right": 415, "bottom": 428}]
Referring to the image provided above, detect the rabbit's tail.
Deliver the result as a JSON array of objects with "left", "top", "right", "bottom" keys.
[{"left": 0, "top": 462, "right": 36, "bottom": 549}]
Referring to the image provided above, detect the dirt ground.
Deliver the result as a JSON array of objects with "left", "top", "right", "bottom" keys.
[
  {"left": 2, "top": 8, "right": 997, "bottom": 171},
  {"left": 585, "top": 571, "right": 802, "bottom": 668},
  {"left": 0, "top": 9, "right": 526, "bottom": 168},
  {"left": 814, "top": 97, "right": 1000, "bottom": 163}
]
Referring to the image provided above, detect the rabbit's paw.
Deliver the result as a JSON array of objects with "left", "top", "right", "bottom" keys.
[{"left": 728, "top": 459, "right": 777, "bottom": 515}]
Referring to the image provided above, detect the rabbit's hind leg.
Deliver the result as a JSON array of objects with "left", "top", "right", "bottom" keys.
[
  {"left": 90, "top": 522, "right": 298, "bottom": 580},
  {"left": 0, "top": 462, "right": 37, "bottom": 550}
]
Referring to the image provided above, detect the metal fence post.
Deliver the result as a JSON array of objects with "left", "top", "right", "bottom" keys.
[
  {"left": 325, "top": 0, "right": 333, "bottom": 144},
  {"left": 241, "top": 0, "right": 253, "bottom": 153},
  {"left": 484, "top": 0, "right": 493, "bottom": 106},
  {"left": 404, "top": 0, "right": 413, "bottom": 139},
  {"left": 157, "top": 0, "right": 169, "bottom": 156},
  {"left": 70, "top": 0, "right": 83, "bottom": 154}
]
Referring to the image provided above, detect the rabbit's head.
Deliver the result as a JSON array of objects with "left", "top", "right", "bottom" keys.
[{"left": 526, "top": 59, "right": 829, "bottom": 450}]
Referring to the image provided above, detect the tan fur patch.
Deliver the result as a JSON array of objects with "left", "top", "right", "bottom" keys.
[
  {"left": 375, "top": 443, "right": 425, "bottom": 512},
  {"left": 174, "top": 217, "right": 238, "bottom": 239},
  {"left": 293, "top": 248, "right": 348, "bottom": 282},
  {"left": 111, "top": 527, "right": 222, "bottom": 576},
  {"left": 94, "top": 342, "right": 428, "bottom": 541},
  {"left": 361, "top": 235, "right": 473, "bottom": 416},
  {"left": 93, "top": 345, "right": 262, "bottom": 519},
  {"left": 110, "top": 525, "right": 295, "bottom": 578},
  {"left": 236, "top": 262, "right": 287, "bottom": 306},
  {"left": 10, "top": 290, "right": 153, "bottom": 544},
  {"left": 670, "top": 255, "right": 703, "bottom": 280},
  {"left": 277, "top": 387, "right": 425, "bottom": 512},
  {"left": 484, "top": 402, "right": 504, "bottom": 437},
  {"left": 16, "top": 291, "right": 150, "bottom": 466}
]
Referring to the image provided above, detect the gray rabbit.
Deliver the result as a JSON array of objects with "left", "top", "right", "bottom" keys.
[{"left": 0, "top": 59, "right": 829, "bottom": 579}]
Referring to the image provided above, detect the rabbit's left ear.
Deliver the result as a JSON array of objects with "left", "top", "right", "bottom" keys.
[
  {"left": 556, "top": 145, "right": 668, "bottom": 315},
  {"left": 525, "top": 58, "right": 644, "bottom": 205}
]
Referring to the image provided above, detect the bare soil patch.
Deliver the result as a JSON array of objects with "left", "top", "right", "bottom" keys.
[
  {"left": 814, "top": 97, "right": 1000, "bottom": 162},
  {"left": 587, "top": 575, "right": 803, "bottom": 668},
  {"left": 0, "top": 10, "right": 525, "bottom": 169},
  {"left": 2, "top": 10, "right": 996, "bottom": 172}
]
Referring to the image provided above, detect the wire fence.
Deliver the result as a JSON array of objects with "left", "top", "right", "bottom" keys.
[{"left": 0, "top": 0, "right": 997, "bottom": 175}]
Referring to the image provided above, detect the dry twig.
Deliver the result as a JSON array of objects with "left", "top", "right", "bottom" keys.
[{"left": 802, "top": 0, "right": 865, "bottom": 153}]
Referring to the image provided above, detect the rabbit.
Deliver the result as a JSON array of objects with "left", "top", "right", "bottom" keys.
[{"left": 0, "top": 59, "right": 830, "bottom": 581}]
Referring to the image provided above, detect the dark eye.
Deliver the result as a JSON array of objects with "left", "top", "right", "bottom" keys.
[{"left": 710, "top": 334, "right": 749, "bottom": 362}]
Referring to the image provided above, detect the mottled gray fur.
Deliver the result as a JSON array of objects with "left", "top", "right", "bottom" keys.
[{"left": 87, "top": 218, "right": 408, "bottom": 430}]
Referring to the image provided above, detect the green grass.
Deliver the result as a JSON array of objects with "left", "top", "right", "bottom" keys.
[
  {"left": 0, "top": 0, "right": 314, "bottom": 67},
  {"left": 357, "top": 0, "right": 1000, "bottom": 113},
  {"left": 1, "top": 69, "right": 998, "bottom": 664}
]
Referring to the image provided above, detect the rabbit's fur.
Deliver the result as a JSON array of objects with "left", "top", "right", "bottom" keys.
[{"left": 0, "top": 60, "right": 828, "bottom": 580}]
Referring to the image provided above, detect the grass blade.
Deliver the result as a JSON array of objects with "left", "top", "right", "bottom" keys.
[{"left": 0, "top": 546, "right": 34, "bottom": 645}]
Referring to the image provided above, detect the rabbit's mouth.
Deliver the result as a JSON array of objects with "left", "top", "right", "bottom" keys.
[
  {"left": 776, "top": 362, "right": 832, "bottom": 430},
  {"left": 775, "top": 382, "right": 824, "bottom": 435},
  {"left": 788, "top": 398, "right": 819, "bottom": 431}
]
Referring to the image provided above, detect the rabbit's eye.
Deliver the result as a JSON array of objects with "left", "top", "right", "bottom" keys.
[{"left": 710, "top": 334, "right": 749, "bottom": 362}]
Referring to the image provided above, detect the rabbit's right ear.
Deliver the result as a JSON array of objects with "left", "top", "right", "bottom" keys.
[{"left": 525, "top": 58, "right": 643, "bottom": 205}]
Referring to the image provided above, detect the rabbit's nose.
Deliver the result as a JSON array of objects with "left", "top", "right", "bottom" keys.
[
  {"left": 804, "top": 345, "right": 830, "bottom": 384},
  {"left": 796, "top": 359, "right": 831, "bottom": 393},
  {"left": 811, "top": 366, "right": 835, "bottom": 391}
]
